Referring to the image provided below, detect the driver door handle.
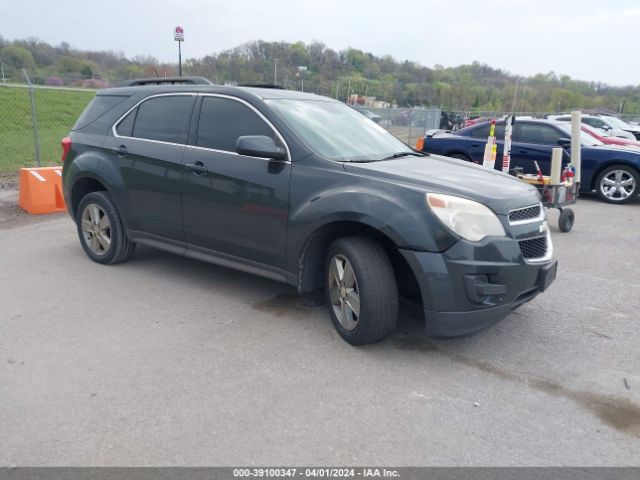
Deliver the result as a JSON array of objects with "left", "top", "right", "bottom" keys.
[
  {"left": 111, "top": 145, "right": 128, "bottom": 157},
  {"left": 185, "top": 161, "right": 208, "bottom": 175}
]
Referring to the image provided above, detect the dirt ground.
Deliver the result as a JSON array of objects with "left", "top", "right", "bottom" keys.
[
  {"left": 0, "top": 172, "right": 19, "bottom": 190},
  {"left": 0, "top": 189, "right": 65, "bottom": 230}
]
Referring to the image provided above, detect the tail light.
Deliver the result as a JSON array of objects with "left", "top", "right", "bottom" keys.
[
  {"left": 415, "top": 137, "right": 424, "bottom": 151},
  {"left": 61, "top": 137, "right": 72, "bottom": 162}
]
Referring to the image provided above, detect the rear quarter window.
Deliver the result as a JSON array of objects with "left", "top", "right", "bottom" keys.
[
  {"left": 72, "top": 95, "right": 129, "bottom": 130},
  {"left": 471, "top": 124, "right": 505, "bottom": 139}
]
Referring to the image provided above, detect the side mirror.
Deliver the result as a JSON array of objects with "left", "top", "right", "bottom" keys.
[
  {"left": 557, "top": 137, "right": 572, "bottom": 147},
  {"left": 236, "top": 135, "right": 286, "bottom": 160},
  {"left": 601, "top": 125, "right": 611, "bottom": 131}
]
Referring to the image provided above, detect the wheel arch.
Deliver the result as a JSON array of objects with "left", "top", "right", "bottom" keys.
[
  {"left": 70, "top": 176, "right": 109, "bottom": 219},
  {"left": 445, "top": 150, "right": 472, "bottom": 161},
  {"left": 64, "top": 150, "right": 128, "bottom": 221},
  {"left": 296, "top": 220, "right": 422, "bottom": 304}
]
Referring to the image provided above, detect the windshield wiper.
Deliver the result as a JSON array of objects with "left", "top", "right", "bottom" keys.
[{"left": 381, "top": 151, "right": 424, "bottom": 161}]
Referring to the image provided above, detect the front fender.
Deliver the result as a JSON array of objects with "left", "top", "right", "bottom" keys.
[{"left": 286, "top": 168, "right": 457, "bottom": 275}]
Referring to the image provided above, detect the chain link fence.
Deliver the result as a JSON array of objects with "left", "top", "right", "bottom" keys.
[
  {"left": 353, "top": 106, "right": 441, "bottom": 147},
  {"left": 0, "top": 82, "right": 95, "bottom": 177}
]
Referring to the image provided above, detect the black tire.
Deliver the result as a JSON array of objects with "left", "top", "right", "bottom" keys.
[
  {"left": 448, "top": 152, "right": 472, "bottom": 163},
  {"left": 558, "top": 208, "right": 575, "bottom": 233},
  {"left": 594, "top": 165, "right": 639, "bottom": 204},
  {"left": 76, "top": 191, "right": 136, "bottom": 265},
  {"left": 324, "top": 236, "right": 398, "bottom": 345}
]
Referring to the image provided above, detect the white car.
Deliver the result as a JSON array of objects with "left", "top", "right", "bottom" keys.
[
  {"left": 600, "top": 115, "right": 640, "bottom": 140},
  {"left": 550, "top": 114, "right": 637, "bottom": 140}
]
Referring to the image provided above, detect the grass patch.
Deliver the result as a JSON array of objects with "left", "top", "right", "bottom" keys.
[{"left": 0, "top": 86, "right": 95, "bottom": 172}]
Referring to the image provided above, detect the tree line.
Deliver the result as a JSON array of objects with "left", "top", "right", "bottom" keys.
[{"left": 1, "top": 36, "right": 638, "bottom": 113}]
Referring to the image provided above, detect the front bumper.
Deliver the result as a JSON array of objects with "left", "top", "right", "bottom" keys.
[{"left": 400, "top": 236, "right": 557, "bottom": 338}]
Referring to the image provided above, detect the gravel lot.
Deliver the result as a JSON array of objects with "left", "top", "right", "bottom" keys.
[{"left": 0, "top": 191, "right": 639, "bottom": 466}]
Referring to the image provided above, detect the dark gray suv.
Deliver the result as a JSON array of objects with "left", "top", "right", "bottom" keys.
[{"left": 62, "top": 77, "right": 557, "bottom": 344}]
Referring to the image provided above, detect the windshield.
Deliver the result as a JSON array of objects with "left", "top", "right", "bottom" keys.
[
  {"left": 602, "top": 116, "right": 632, "bottom": 129},
  {"left": 557, "top": 124, "right": 604, "bottom": 146},
  {"left": 266, "top": 99, "right": 414, "bottom": 161}
]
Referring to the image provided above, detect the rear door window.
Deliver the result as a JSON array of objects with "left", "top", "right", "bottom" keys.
[
  {"left": 118, "top": 95, "right": 194, "bottom": 144},
  {"left": 195, "top": 97, "right": 276, "bottom": 152},
  {"left": 115, "top": 109, "right": 136, "bottom": 137}
]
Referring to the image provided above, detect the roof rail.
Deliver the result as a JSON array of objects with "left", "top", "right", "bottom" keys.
[
  {"left": 118, "top": 76, "right": 213, "bottom": 87},
  {"left": 238, "top": 84, "right": 285, "bottom": 89}
]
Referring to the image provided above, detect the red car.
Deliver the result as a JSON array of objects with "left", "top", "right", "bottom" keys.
[{"left": 581, "top": 124, "right": 640, "bottom": 148}]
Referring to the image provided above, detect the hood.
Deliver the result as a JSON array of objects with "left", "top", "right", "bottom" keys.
[{"left": 343, "top": 154, "right": 540, "bottom": 214}]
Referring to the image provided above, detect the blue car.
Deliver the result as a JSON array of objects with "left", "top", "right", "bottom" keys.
[{"left": 419, "top": 119, "right": 640, "bottom": 204}]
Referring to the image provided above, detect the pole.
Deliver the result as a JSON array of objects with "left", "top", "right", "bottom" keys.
[
  {"left": 335, "top": 77, "right": 339, "bottom": 100},
  {"left": 23, "top": 69, "right": 41, "bottom": 167},
  {"left": 511, "top": 77, "right": 519, "bottom": 112},
  {"left": 0, "top": 62, "right": 5, "bottom": 84},
  {"left": 570, "top": 111, "right": 582, "bottom": 184},
  {"left": 178, "top": 41, "right": 182, "bottom": 77},
  {"left": 274, "top": 59, "right": 278, "bottom": 86}
]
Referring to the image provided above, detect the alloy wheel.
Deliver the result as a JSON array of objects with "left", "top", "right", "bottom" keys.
[
  {"left": 328, "top": 254, "right": 360, "bottom": 331},
  {"left": 81, "top": 203, "right": 111, "bottom": 256},
  {"left": 600, "top": 169, "right": 636, "bottom": 201}
]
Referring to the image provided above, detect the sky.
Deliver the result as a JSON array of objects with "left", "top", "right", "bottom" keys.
[{"left": 2, "top": 0, "right": 640, "bottom": 86}]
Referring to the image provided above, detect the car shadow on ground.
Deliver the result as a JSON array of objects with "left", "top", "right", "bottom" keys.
[{"left": 126, "top": 243, "right": 429, "bottom": 337}]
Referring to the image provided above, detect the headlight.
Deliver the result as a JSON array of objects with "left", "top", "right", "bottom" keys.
[{"left": 426, "top": 193, "right": 506, "bottom": 242}]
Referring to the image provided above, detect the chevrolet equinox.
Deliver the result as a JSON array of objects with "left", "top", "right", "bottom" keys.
[{"left": 62, "top": 77, "right": 557, "bottom": 345}]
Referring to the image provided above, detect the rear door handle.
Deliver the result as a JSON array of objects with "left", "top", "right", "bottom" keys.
[
  {"left": 111, "top": 145, "right": 128, "bottom": 157},
  {"left": 185, "top": 161, "right": 208, "bottom": 175}
]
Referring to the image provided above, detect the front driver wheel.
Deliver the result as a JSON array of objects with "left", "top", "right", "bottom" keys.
[{"left": 325, "top": 236, "right": 398, "bottom": 345}]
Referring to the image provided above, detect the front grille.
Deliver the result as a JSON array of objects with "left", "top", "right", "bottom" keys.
[
  {"left": 509, "top": 204, "right": 541, "bottom": 223},
  {"left": 519, "top": 236, "right": 548, "bottom": 260}
]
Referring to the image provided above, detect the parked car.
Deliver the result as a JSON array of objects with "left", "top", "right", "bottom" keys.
[
  {"left": 359, "top": 109, "right": 383, "bottom": 123},
  {"left": 580, "top": 124, "right": 640, "bottom": 149},
  {"left": 62, "top": 77, "right": 557, "bottom": 344},
  {"left": 600, "top": 115, "right": 640, "bottom": 140},
  {"left": 418, "top": 119, "right": 640, "bottom": 203},
  {"left": 550, "top": 114, "right": 637, "bottom": 140},
  {"left": 391, "top": 109, "right": 411, "bottom": 126}
]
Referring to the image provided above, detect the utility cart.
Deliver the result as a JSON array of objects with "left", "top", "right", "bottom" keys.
[{"left": 512, "top": 169, "right": 578, "bottom": 232}]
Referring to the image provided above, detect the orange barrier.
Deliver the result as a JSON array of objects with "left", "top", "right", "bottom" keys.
[{"left": 18, "top": 166, "right": 67, "bottom": 215}]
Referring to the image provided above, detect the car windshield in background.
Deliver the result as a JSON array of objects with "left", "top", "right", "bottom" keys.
[
  {"left": 557, "top": 124, "right": 604, "bottom": 146},
  {"left": 604, "top": 116, "right": 633, "bottom": 129},
  {"left": 266, "top": 99, "right": 414, "bottom": 162}
]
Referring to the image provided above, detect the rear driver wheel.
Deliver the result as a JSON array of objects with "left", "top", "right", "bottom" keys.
[
  {"left": 76, "top": 191, "right": 136, "bottom": 264},
  {"left": 325, "top": 236, "right": 398, "bottom": 345}
]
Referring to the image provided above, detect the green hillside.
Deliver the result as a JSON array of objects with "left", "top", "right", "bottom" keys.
[{"left": 1, "top": 36, "right": 639, "bottom": 113}]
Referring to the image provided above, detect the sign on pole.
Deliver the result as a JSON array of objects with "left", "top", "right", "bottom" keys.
[
  {"left": 174, "top": 26, "right": 184, "bottom": 42},
  {"left": 174, "top": 26, "right": 184, "bottom": 76}
]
